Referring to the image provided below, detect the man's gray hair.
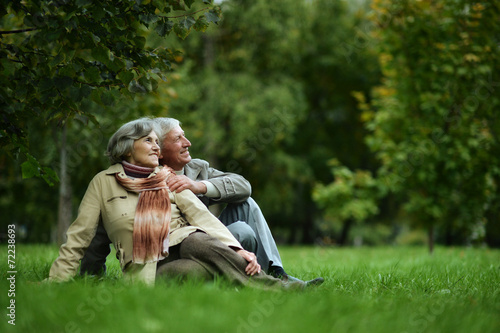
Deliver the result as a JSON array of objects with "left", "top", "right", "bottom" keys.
[
  {"left": 106, "top": 117, "right": 162, "bottom": 164},
  {"left": 154, "top": 117, "right": 181, "bottom": 145}
]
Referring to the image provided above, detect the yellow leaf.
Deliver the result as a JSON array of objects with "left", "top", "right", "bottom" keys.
[{"left": 464, "top": 53, "right": 480, "bottom": 63}]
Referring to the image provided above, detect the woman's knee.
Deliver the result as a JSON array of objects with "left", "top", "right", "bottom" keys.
[
  {"left": 156, "top": 259, "right": 211, "bottom": 280},
  {"left": 179, "top": 232, "right": 220, "bottom": 258}
]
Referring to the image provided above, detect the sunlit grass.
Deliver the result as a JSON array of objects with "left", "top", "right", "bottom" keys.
[{"left": 1, "top": 244, "right": 499, "bottom": 332}]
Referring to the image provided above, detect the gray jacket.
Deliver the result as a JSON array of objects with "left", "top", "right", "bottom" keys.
[{"left": 184, "top": 159, "right": 251, "bottom": 206}]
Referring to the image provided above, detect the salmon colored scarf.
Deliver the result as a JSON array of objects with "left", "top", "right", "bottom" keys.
[{"left": 115, "top": 166, "right": 173, "bottom": 264}]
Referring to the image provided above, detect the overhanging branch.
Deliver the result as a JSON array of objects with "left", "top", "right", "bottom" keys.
[{"left": 0, "top": 28, "right": 38, "bottom": 35}]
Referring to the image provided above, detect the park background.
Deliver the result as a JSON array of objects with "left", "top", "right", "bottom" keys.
[
  {"left": 1, "top": 0, "right": 499, "bottom": 251},
  {"left": 1, "top": 1, "right": 499, "bottom": 332}
]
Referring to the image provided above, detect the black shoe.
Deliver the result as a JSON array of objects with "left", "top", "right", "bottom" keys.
[{"left": 268, "top": 266, "right": 287, "bottom": 279}]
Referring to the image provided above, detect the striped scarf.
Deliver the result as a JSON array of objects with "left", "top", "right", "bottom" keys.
[{"left": 115, "top": 166, "right": 173, "bottom": 264}]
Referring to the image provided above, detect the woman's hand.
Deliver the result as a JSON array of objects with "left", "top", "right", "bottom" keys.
[{"left": 236, "top": 249, "right": 261, "bottom": 276}]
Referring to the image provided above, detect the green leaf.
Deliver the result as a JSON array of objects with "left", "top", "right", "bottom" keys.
[
  {"left": 155, "top": 20, "right": 174, "bottom": 37},
  {"left": 41, "top": 166, "right": 59, "bottom": 186},
  {"left": 39, "top": 77, "right": 54, "bottom": 92},
  {"left": 49, "top": 53, "right": 65, "bottom": 67},
  {"left": 21, "top": 160, "right": 39, "bottom": 179},
  {"left": 84, "top": 66, "right": 101, "bottom": 83},
  {"left": 149, "top": 78, "right": 158, "bottom": 91},
  {"left": 90, "top": 88, "right": 102, "bottom": 104},
  {"left": 69, "top": 86, "right": 82, "bottom": 102},
  {"left": 128, "top": 79, "right": 147, "bottom": 93},
  {"left": 181, "top": 16, "right": 196, "bottom": 30},
  {"left": 80, "top": 85, "right": 92, "bottom": 99},
  {"left": 133, "top": 36, "right": 146, "bottom": 49},
  {"left": 153, "top": 0, "right": 166, "bottom": 11},
  {"left": 194, "top": 16, "right": 209, "bottom": 32},
  {"left": 91, "top": 45, "right": 111, "bottom": 64},
  {"left": 117, "top": 70, "right": 135, "bottom": 85},
  {"left": 174, "top": 22, "right": 189, "bottom": 40},
  {"left": 185, "top": 0, "right": 195, "bottom": 8},
  {"left": 76, "top": 0, "right": 93, "bottom": 7},
  {"left": 100, "top": 90, "right": 116, "bottom": 106},
  {"left": 45, "top": 30, "right": 62, "bottom": 42},
  {"left": 205, "top": 10, "right": 220, "bottom": 24},
  {"left": 54, "top": 76, "right": 73, "bottom": 91},
  {"left": 115, "top": 17, "right": 127, "bottom": 30},
  {"left": 91, "top": 33, "right": 101, "bottom": 44},
  {"left": 138, "top": 76, "right": 153, "bottom": 92},
  {"left": 59, "top": 65, "right": 76, "bottom": 77},
  {"left": 140, "top": 13, "right": 160, "bottom": 26},
  {"left": 108, "top": 57, "right": 125, "bottom": 72}
]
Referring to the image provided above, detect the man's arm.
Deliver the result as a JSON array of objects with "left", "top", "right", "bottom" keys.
[
  {"left": 203, "top": 164, "right": 251, "bottom": 202},
  {"left": 167, "top": 159, "right": 251, "bottom": 204}
]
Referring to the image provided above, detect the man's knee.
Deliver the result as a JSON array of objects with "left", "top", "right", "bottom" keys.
[{"left": 227, "top": 221, "right": 257, "bottom": 253}]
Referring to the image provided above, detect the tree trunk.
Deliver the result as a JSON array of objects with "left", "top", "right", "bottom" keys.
[
  {"left": 428, "top": 225, "right": 435, "bottom": 254},
  {"left": 57, "top": 124, "right": 72, "bottom": 245},
  {"left": 338, "top": 219, "right": 353, "bottom": 246}
]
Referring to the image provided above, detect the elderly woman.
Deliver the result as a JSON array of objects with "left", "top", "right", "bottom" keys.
[{"left": 48, "top": 118, "right": 302, "bottom": 289}]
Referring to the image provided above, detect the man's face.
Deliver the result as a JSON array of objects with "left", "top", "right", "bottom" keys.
[{"left": 159, "top": 125, "right": 192, "bottom": 170}]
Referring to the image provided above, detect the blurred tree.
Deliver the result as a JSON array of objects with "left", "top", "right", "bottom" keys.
[
  {"left": 313, "top": 159, "right": 380, "bottom": 246},
  {"left": 0, "top": 0, "right": 220, "bottom": 184},
  {"left": 0, "top": 0, "right": 221, "bottom": 243},
  {"left": 359, "top": 0, "right": 500, "bottom": 252},
  {"left": 288, "top": 0, "right": 381, "bottom": 243},
  {"left": 149, "top": 0, "right": 381, "bottom": 243},
  {"left": 1, "top": 0, "right": 383, "bottom": 245}
]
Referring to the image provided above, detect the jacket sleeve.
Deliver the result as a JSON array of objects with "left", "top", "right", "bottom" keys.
[
  {"left": 48, "top": 175, "right": 102, "bottom": 282},
  {"left": 192, "top": 159, "right": 252, "bottom": 204},
  {"left": 173, "top": 189, "right": 243, "bottom": 250}
]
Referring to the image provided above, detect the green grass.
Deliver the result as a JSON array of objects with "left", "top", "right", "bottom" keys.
[{"left": 1, "top": 244, "right": 499, "bottom": 333}]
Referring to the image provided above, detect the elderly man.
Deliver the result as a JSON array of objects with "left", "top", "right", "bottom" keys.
[
  {"left": 80, "top": 117, "right": 323, "bottom": 285},
  {"left": 153, "top": 118, "right": 322, "bottom": 285}
]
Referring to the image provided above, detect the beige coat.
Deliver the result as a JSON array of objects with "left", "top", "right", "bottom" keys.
[{"left": 48, "top": 164, "right": 242, "bottom": 284}]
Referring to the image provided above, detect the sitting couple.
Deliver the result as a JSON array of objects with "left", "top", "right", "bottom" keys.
[{"left": 48, "top": 117, "right": 324, "bottom": 289}]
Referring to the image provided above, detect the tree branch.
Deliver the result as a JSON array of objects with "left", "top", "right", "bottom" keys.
[
  {"left": 0, "top": 28, "right": 38, "bottom": 35},
  {"left": 165, "top": 7, "right": 211, "bottom": 19}
]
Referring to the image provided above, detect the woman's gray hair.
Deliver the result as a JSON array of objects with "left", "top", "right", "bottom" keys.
[
  {"left": 154, "top": 117, "right": 181, "bottom": 148},
  {"left": 106, "top": 117, "right": 162, "bottom": 164}
]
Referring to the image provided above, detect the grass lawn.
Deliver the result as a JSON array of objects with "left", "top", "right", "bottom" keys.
[{"left": 0, "top": 244, "right": 499, "bottom": 333}]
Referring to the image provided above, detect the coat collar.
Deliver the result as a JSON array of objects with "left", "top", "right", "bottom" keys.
[{"left": 183, "top": 161, "right": 202, "bottom": 180}]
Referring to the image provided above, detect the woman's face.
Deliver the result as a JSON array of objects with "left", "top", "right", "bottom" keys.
[{"left": 125, "top": 130, "right": 161, "bottom": 168}]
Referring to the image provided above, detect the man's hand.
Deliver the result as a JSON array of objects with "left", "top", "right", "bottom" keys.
[
  {"left": 167, "top": 175, "right": 207, "bottom": 194},
  {"left": 236, "top": 249, "right": 261, "bottom": 276}
]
